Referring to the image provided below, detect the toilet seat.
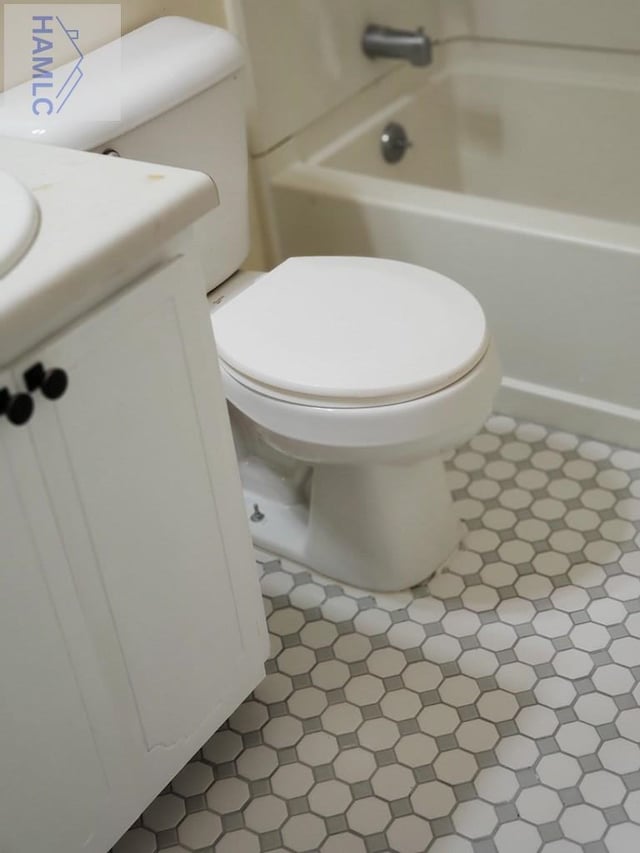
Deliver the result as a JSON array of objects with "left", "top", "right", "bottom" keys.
[
  {"left": 213, "top": 257, "right": 489, "bottom": 407},
  {"left": 0, "top": 172, "right": 39, "bottom": 277}
]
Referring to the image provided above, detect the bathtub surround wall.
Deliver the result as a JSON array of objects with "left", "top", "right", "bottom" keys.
[
  {"left": 439, "top": 0, "right": 640, "bottom": 53},
  {"left": 230, "top": 0, "right": 640, "bottom": 157}
]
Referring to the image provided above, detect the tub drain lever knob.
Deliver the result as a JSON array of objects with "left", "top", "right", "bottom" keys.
[
  {"left": 381, "top": 122, "right": 412, "bottom": 164},
  {"left": 250, "top": 504, "right": 265, "bottom": 522}
]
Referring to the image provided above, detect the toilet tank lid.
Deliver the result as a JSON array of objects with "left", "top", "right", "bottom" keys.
[{"left": 0, "top": 16, "right": 243, "bottom": 151}]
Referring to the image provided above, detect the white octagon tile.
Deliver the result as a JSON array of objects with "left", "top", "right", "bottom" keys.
[
  {"left": 395, "top": 732, "right": 438, "bottom": 768},
  {"left": 253, "top": 672, "right": 293, "bottom": 705},
  {"left": 439, "top": 675, "right": 480, "bottom": 707},
  {"left": 270, "top": 763, "right": 314, "bottom": 799},
  {"left": 515, "top": 636, "right": 555, "bottom": 665},
  {"left": 569, "top": 623, "right": 610, "bottom": 652},
  {"left": 287, "top": 687, "right": 328, "bottom": 721},
  {"left": 236, "top": 745, "right": 278, "bottom": 781},
  {"left": 299, "top": 619, "right": 337, "bottom": 649},
  {"left": 333, "top": 633, "right": 372, "bottom": 662},
  {"left": 533, "top": 610, "right": 573, "bottom": 639},
  {"left": 380, "top": 688, "right": 422, "bottom": 721},
  {"left": 281, "top": 814, "right": 326, "bottom": 853},
  {"left": 202, "top": 729, "right": 243, "bottom": 765},
  {"left": 321, "top": 702, "right": 363, "bottom": 735},
  {"left": 308, "top": 780, "right": 352, "bottom": 817},
  {"left": 477, "top": 690, "right": 519, "bottom": 722},
  {"left": 297, "top": 732, "right": 339, "bottom": 766},
  {"left": 311, "top": 660, "right": 350, "bottom": 691},
  {"left": 456, "top": 719, "right": 500, "bottom": 753},
  {"left": 411, "top": 780, "right": 456, "bottom": 818},
  {"left": 477, "top": 623, "right": 518, "bottom": 651},
  {"left": 452, "top": 800, "right": 498, "bottom": 839},
  {"left": 559, "top": 804, "right": 606, "bottom": 844},
  {"left": 495, "top": 734, "right": 539, "bottom": 770},
  {"left": 574, "top": 693, "right": 618, "bottom": 726},
  {"left": 516, "top": 786, "right": 563, "bottom": 824},
  {"left": 556, "top": 722, "right": 599, "bottom": 757},
  {"left": 592, "top": 663, "right": 635, "bottom": 695},
  {"left": 624, "top": 791, "right": 640, "bottom": 822},
  {"left": 244, "top": 795, "right": 287, "bottom": 832},
  {"left": 433, "top": 749, "right": 478, "bottom": 784},
  {"left": 605, "top": 824, "right": 640, "bottom": 853},
  {"left": 262, "top": 715, "right": 304, "bottom": 749},
  {"left": 537, "top": 753, "right": 582, "bottom": 789},
  {"left": 333, "top": 747, "right": 377, "bottom": 783},
  {"left": 402, "top": 660, "right": 443, "bottom": 692},
  {"left": 458, "top": 649, "right": 499, "bottom": 678},
  {"left": 206, "top": 777, "right": 251, "bottom": 814},
  {"left": 598, "top": 738, "right": 640, "bottom": 774},
  {"left": 534, "top": 676, "right": 577, "bottom": 709},
  {"left": 482, "top": 561, "right": 518, "bottom": 587},
  {"left": 358, "top": 718, "right": 401, "bottom": 751},
  {"left": 418, "top": 702, "right": 461, "bottom": 735},
  {"left": 610, "top": 637, "right": 640, "bottom": 667},
  {"left": 177, "top": 812, "right": 222, "bottom": 850},
  {"left": 386, "top": 816, "right": 433, "bottom": 853},
  {"left": 616, "top": 708, "right": 640, "bottom": 741},
  {"left": 553, "top": 649, "right": 593, "bottom": 680},
  {"left": 516, "top": 706, "right": 558, "bottom": 738},
  {"left": 371, "top": 765, "right": 415, "bottom": 801},
  {"left": 580, "top": 770, "right": 626, "bottom": 808},
  {"left": 344, "top": 674, "right": 385, "bottom": 707},
  {"left": 474, "top": 766, "right": 519, "bottom": 803},
  {"left": 366, "top": 647, "right": 406, "bottom": 678},
  {"left": 495, "top": 662, "right": 537, "bottom": 692},
  {"left": 494, "top": 821, "right": 542, "bottom": 853},
  {"left": 346, "top": 796, "right": 391, "bottom": 834}
]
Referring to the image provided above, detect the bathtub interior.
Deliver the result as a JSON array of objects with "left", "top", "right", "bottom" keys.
[{"left": 317, "top": 59, "right": 640, "bottom": 226}]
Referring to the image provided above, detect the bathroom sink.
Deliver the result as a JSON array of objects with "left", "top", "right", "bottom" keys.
[{"left": 0, "top": 171, "right": 39, "bottom": 277}]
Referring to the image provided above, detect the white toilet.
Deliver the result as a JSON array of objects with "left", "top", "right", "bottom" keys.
[{"left": 2, "top": 18, "right": 501, "bottom": 591}]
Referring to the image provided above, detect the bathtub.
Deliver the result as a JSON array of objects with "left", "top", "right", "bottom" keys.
[{"left": 259, "top": 42, "right": 640, "bottom": 448}]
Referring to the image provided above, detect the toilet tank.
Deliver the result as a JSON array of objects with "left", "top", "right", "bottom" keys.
[{"left": 0, "top": 17, "right": 249, "bottom": 290}]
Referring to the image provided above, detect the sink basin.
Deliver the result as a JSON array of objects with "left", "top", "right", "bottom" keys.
[{"left": 0, "top": 171, "right": 39, "bottom": 277}]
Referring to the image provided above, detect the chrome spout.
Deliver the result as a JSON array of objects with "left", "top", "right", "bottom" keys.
[{"left": 362, "top": 24, "right": 432, "bottom": 67}]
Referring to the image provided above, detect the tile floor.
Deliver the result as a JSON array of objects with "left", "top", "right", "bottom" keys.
[{"left": 113, "top": 415, "right": 640, "bottom": 853}]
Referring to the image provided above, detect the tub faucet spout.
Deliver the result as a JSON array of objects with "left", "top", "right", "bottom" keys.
[{"left": 362, "top": 24, "right": 432, "bottom": 67}]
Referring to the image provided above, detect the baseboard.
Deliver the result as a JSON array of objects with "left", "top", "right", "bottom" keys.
[{"left": 497, "top": 377, "right": 640, "bottom": 450}]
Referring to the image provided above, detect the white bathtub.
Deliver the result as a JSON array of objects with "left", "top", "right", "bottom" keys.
[{"left": 260, "top": 42, "right": 640, "bottom": 448}]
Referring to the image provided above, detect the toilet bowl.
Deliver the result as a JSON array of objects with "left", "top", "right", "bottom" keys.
[{"left": 212, "top": 256, "right": 501, "bottom": 591}]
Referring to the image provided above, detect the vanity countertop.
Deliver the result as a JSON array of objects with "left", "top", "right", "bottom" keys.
[{"left": 0, "top": 137, "right": 218, "bottom": 368}]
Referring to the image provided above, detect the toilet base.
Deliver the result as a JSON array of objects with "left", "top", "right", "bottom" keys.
[{"left": 243, "top": 454, "right": 463, "bottom": 592}]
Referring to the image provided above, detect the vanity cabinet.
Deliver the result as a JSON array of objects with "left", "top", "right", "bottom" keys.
[{"left": 0, "top": 253, "right": 268, "bottom": 853}]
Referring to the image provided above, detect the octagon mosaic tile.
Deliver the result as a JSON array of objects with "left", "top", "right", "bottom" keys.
[{"left": 111, "top": 417, "right": 640, "bottom": 853}]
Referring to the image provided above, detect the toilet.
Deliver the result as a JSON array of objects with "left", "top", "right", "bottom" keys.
[{"left": 1, "top": 18, "right": 501, "bottom": 591}]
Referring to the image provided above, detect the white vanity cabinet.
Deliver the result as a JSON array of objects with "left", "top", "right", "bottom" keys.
[{"left": 0, "top": 253, "right": 268, "bottom": 853}]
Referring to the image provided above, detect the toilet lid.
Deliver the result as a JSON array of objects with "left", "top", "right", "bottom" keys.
[
  {"left": 0, "top": 171, "right": 39, "bottom": 277},
  {"left": 214, "top": 256, "right": 489, "bottom": 407}
]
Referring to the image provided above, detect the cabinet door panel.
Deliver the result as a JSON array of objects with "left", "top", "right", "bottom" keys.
[
  {"left": 26, "top": 256, "right": 255, "bottom": 755},
  {"left": 0, "top": 413, "right": 110, "bottom": 852}
]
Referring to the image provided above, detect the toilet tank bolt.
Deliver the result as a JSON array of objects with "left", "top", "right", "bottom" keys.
[{"left": 250, "top": 503, "right": 265, "bottom": 522}]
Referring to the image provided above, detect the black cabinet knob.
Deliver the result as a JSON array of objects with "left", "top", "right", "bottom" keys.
[
  {"left": 0, "top": 388, "right": 34, "bottom": 426},
  {"left": 24, "top": 363, "right": 69, "bottom": 400}
]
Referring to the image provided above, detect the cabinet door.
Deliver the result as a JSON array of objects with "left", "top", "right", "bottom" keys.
[
  {"left": 20, "top": 255, "right": 266, "bottom": 794},
  {"left": 0, "top": 372, "right": 112, "bottom": 853}
]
